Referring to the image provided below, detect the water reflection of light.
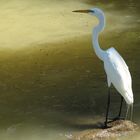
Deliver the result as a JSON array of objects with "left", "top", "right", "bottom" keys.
[{"left": 0, "top": 0, "right": 137, "bottom": 49}]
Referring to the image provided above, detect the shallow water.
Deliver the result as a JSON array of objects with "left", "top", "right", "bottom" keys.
[{"left": 0, "top": 0, "right": 139, "bottom": 140}]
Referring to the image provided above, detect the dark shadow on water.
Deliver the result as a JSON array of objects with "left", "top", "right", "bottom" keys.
[
  {"left": 74, "top": 122, "right": 104, "bottom": 130},
  {"left": 62, "top": 120, "right": 105, "bottom": 130}
]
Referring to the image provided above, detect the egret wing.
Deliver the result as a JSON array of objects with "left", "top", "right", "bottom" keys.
[{"left": 104, "top": 47, "right": 132, "bottom": 96}]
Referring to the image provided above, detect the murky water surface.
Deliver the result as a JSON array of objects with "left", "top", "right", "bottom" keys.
[{"left": 0, "top": 0, "right": 139, "bottom": 140}]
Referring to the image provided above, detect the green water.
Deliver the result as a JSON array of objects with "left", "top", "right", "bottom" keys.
[{"left": 0, "top": 0, "right": 139, "bottom": 140}]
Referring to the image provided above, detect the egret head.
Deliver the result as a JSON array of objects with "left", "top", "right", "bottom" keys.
[{"left": 73, "top": 8, "right": 105, "bottom": 20}]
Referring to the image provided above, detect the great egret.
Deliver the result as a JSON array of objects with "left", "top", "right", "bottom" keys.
[{"left": 73, "top": 8, "right": 134, "bottom": 128}]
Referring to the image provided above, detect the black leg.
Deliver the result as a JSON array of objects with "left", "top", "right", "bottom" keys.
[
  {"left": 108, "top": 95, "right": 124, "bottom": 122},
  {"left": 104, "top": 88, "right": 110, "bottom": 128},
  {"left": 118, "top": 96, "right": 124, "bottom": 118}
]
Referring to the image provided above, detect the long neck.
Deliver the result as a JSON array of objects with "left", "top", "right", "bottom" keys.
[{"left": 92, "top": 15, "right": 105, "bottom": 61}]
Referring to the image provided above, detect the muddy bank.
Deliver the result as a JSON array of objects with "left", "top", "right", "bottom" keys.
[{"left": 68, "top": 120, "right": 139, "bottom": 140}]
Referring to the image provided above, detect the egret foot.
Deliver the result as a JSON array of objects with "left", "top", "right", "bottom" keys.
[
  {"left": 108, "top": 116, "right": 125, "bottom": 123},
  {"left": 103, "top": 121, "right": 112, "bottom": 129}
]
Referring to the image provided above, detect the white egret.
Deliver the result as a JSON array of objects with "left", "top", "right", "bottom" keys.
[{"left": 73, "top": 8, "right": 134, "bottom": 128}]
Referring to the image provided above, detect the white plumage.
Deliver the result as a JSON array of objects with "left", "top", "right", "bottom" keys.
[{"left": 104, "top": 47, "right": 133, "bottom": 105}]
